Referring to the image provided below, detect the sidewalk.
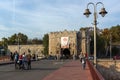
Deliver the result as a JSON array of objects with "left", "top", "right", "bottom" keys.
[
  {"left": 42, "top": 60, "right": 93, "bottom": 80},
  {"left": 0, "top": 60, "right": 14, "bottom": 65}
]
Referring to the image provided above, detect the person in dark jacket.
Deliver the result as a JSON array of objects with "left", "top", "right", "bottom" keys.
[{"left": 81, "top": 55, "right": 86, "bottom": 70}]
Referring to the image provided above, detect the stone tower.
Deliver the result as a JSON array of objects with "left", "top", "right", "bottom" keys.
[
  {"left": 81, "top": 29, "right": 87, "bottom": 54},
  {"left": 49, "top": 30, "right": 79, "bottom": 57},
  {"left": 80, "top": 28, "right": 91, "bottom": 56}
]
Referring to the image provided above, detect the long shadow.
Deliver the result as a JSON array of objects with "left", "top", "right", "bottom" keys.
[
  {"left": 0, "top": 67, "right": 59, "bottom": 73},
  {"left": 97, "top": 63, "right": 120, "bottom": 80},
  {"left": 31, "top": 67, "right": 59, "bottom": 71},
  {"left": 63, "top": 65, "right": 80, "bottom": 67}
]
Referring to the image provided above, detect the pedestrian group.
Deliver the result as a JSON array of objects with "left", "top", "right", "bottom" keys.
[{"left": 11, "top": 51, "right": 32, "bottom": 70}]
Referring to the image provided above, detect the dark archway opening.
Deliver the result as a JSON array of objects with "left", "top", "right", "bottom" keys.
[{"left": 62, "top": 48, "right": 70, "bottom": 59}]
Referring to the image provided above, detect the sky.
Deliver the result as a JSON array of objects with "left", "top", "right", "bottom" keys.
[{"left": 0, "top": 0, "right": 119, "bottom": 40}]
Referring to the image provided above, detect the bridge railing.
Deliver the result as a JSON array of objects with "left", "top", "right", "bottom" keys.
[
  {"left": 87, "top": 59, "right": 105, "bottom": 80},
  {"left": 0, "top": 56, "right": 10, "bottom": 62}
]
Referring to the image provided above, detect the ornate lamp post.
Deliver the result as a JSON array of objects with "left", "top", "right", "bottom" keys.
[
  {"left": 83, "top": 2, "right": 107, "bottom": 67},
  {"left": 110, "top": 32, "right": 112, "bottom": 59},
  {"left": 17, "top": 34, "right": 21, "bottom": 54}
]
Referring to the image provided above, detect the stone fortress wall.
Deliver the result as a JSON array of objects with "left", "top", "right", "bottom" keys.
[
  {"left": 49, "top": 29, "right": 81, "bottom": 56},
  {"left": 7, "top": 29, "right": 89, "bottom": 58},
  {"left": 8, "top": 45, "right": 44, "bottom": 56}
]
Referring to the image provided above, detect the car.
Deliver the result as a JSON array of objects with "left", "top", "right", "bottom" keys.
[
  {"left": 47, "top": 55, "right": 57, "bottom": 60},
  {"left": 38, "top": 56, "right": 45, "bottom": 59},
  {"left": 88, "top": 56, "right": 94, "bottom": 60},
  {"left": 113, "top": 55, "right": 120, "bottom": 60}
]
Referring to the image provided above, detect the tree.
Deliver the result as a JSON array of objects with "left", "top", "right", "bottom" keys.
[
  {"left": 43, "top": 34, "right": 49, "bottom": 56},
  {"left": 17, "top": 33, "right": 28, "bottom": 45},
  {"left": 100, "top": 25, "right": 120, "bottom": 57},
  {"left": 0, "top": 37, "right": 8, "bottom": 55},
  {"left": 1, "top": 37, "right": 8, "bottom": 48},
  {"left": 8, "top": 34, "right": 17, "bottom": 45},
  {"left": 110, "top": 25, "right": 120, "bottom": 43},
  {"left": 100, "top": 28, "right": 111, "bottom": 56},
  {"left": 89, "top": 28, "right": 106, "bottom": 57},
  {"left": 96, "top": 34, "right": 106, "bottom": 57},
  {"left": 31, "top": 38, "right": 43, "bottom": 44},
  {"left": 112, "top": 47, "right": 119, "bottom": 56},
  {"left": 7, "top": 33, "right": 28, "bottom": 45}
]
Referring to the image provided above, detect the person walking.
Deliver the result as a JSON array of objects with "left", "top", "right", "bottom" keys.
[
  {"left": 79, "top": 52, "right": 83, "bottom": 63},
  {"left": 81, "top": 55, "right": 86, "bottom": 70},
  {"left": 14, "top": 51, "right": 19, "bottom": 69},
  {"left": 26, "top": 53, "right": 31, "bottom": 70},
  {"left": 10, "top": 52, "right": 14, "bottom": 61},
  {"left": 22, "top": 52, "right": 27, "bottom": 69},
  {"left": 19, "top": 54, "right": 23, "bottom": 69},
  {"left": 73, "top": 53, "right": 76, "bottom": 60}
]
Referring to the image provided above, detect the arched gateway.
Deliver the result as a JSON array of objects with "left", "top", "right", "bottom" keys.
[
  {"left": 62, "top": 48, "right": 70, "bottom": 58},
  {"left": 49, "top": 29, "right": 90, "bottom": 58}
]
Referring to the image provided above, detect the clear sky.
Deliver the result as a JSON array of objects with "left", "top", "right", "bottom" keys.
[{"left": 0, "top": 0, "right": 119, "bottom": 40}]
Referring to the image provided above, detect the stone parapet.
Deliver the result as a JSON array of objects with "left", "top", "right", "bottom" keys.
[{"left": 8, "top": 45, "right": 44, "bottom": 56}]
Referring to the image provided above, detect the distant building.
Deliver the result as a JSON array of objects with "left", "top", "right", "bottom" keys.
[
  {"left": 48, "top": 29, "right": 90, "bottom": 58},
  {"left": 7, "top": 29, "right": 91, "bottom": 58}
]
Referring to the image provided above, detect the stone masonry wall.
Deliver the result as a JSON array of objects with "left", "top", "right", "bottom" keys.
[
  {"left": 49, "top": 30, "right": 78, "bottom": 56},
  {"left": 8, "top": 45, "right": 44, "bottom": 56}
]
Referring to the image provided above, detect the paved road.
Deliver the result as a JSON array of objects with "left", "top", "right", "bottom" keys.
[{"left": 0, "top": 60, "right": 69, "bottom": 80}]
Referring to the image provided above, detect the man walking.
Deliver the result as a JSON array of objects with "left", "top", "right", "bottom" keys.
[{"left": 14, "top": 51, "right": 19, "bottom": 69}]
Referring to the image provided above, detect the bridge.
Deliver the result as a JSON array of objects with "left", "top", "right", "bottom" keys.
[{"left": 0, "top": 56, "right": 105, "bottom": 80}]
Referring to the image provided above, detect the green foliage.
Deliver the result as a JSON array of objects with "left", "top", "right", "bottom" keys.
[
  {"left": 110, "top": 25, "right": 120, "bottom": 43},
  {"left": 90, "top": 31, "right": 105, "bottom": 57},
  {"left": 101, "top": 28, "right": 110, "bottom": 44},
  {"left": 2, "top": 37, "right": 8, "bottom": 47},
  {"left": 31, "top": 38, "right": 43, "bottom": 44},
  {"left": 96, "top": 34, "right": 106, "bottom": 56},
  {"left": 101, "top": 25, "right": 120, "bottom": 45},
  {"left": 1, "top": 32, "right": 43, "bottom": 46},
  {"left": 8, "top": 34, "right": 17, "bottom": 45},
  {"left": 42, "top": 34, "right": 49, "bottom": 56},
  {"left": 26, "top": 38, "right": 43, "bottom": 44},
  {"left": 7, "top": 33, "right": 28, "bottom": 45},
  {"left": 98, "top": 25, "right": 120, "bottom": 57},
  {"left": 18, "top": 33, "right": 28, "bottom": 44},
  {"left": 0, "top": 37, "right": 9, "bottom": 55},
  {"left": 112, "top": 47, "right": 119, "bottom": 56}
]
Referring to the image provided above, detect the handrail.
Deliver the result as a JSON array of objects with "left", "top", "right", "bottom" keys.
[{"left": 87, "top": 59, "right": 104, "bottom": 80}]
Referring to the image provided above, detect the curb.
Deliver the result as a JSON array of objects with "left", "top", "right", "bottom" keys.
[
  {"left": 0, "top": 59, "right": 37, "bottom": 66},
  {"left": 0, "top": 61, "right": 14, "bottom": 66}
]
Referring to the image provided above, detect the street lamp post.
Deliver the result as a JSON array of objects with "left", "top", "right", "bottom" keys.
[
  {"left": 83, "top": 2, "right": 107, "bottom": 67},
  {"left": 110, "top": 33, "right": 112, "bottom": 59},
  {"left": 17, "top": 34, "right": 20, "bottom": 54}
]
